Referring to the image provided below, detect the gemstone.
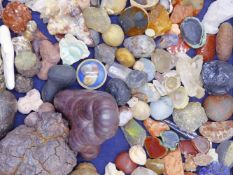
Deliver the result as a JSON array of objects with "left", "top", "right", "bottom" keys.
[
  {"left": 118, "top": 106, "right": 133, "bottom": 127},
  {"left": 179, "top": 140, "right": 198, "bottom": 155},
  {"left": 116, "top": 48, "right": 136, "bottom": 68},
  {"left": 169, "top": 86, "right": 189, "bottom": 109},
  {"left": 167, "top": 37, "right": 190, "bottom": 54},
  {"left": 196, "top": 34, "right": 216, "bottom": 62},
  {"left": 145, "top": 137, "right": 168, "bottom": 159},
  {"left": 115, "top": 152, "right": 138, "bottom": 174},
  {"left": 131, "top": 167, "right": 157, "bottom": 175},
  {"left": 150, "top": 96, "right": 173, "bottom": 120},
  {"left": 201, "top": 60, "right": 233, "bottom": 95},
  {"left": 163, "top": 149, "right": 184, "bottom": 175},
  {"left": 157, "top": 34, "right": 179, "bottom": 49},
  {"left": 203, "top": 94, "right": 233, "bottom": 122},
  {"left": 119, "top": 6, "right": 148, "bottom": 36},
  {"left": 170, "top": 4, "right": 194, "bottom": 24},
  {"left": 130, "top": 100, "right": 150, "bottom": 120},
  {"left": 173, "top": 102, "right": 208, "bottom": 133},
  {"left": 192, "top": 136, "right": 210, "bottom": 154},
  {"left": 180, "top": 17, "right": 206, "bottom": 48},
  {"left": 145, "top": 159, "right": 165, "bottom": 175},
  {"left": 95, "top": 43, "right": 116, "bottom": 65},
  {"left": 199, "top": 121, "right": 233, "bottom": 143},
  {"left": 216, "top": 140, "right": 233, "bottom": 168},
  {"left": 144, "top": 118, "right": 170, "bottom": 138},
  {"left": 198, "top": 162, "right": 231, "bottom": 175},
  {"left": 121, "top": 119, "right": 147, "bottom": 146},
  {"left": 161, "top": 131, "right": 179, "bottom": 150},
  {"left": 126, "top": 70, "right": 148, "bottom": 89},
  {"left": 106, "top": 78, "right": 131, "bottom": 106},
  {"left": 129, "top": 145, "right": 147, "bottom": 165}
]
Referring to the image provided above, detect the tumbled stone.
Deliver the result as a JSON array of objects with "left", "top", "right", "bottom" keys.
[
  {"left": 124, "top": 35, "right": 156, "bottom": 58},
  {"left": 126, "top": 70, "right": 148, "bottom": 89},
  {"left": 216, "top": 140, "right": 233, "bottom": 168},
  {"left": 118, "top": 106, "right": 133, "bottom": 127},
  {"left": 201, "top": 60, "right": 233, "bottom": 95},
  {"left": 175, "top": 0, "right": 204, "bottom": 15},
  {"left": 198, "top": 162, "right": 231, "bottom": 175},
  {"left": 95, "top": 43, "right": 116, "bottom": 64},
  {"left": 161, "top": 131, "right": 179, "bottom": 150},
  {"left": 131, "top": 167, "right": 157, "bottom": 175},
  {"left": 106, "top": 78, "right": 131, "bottom": 106},
  {"left": 173, "top": 102, "right": 208, "bottom": 133},
  {"left": 170, "top": 4, "right": 194, "bottom": 24},
  {"left": 106, "top": 63, "right": 132, "bottom": 82},
  {"left": 129, "top": 145, "right": 147, "bottom": 165},
  {"left": 199, "top": 121, "right": 233, "bottom": 143},
  {"left": 145, "top": 159, "right": 164, "bottom": 175},
  {"left": 116, "top": 48, "right": 136, "bottom": 68},
  {"left": 130, "top": 100, "right": 150, "bottom": 120},
  {"left": 169, "top": 86, "right": 189, "bottom": 109},
  {"left": 157, "top": 34, "right": 179, "bottom": 49},
  {"left": 15, "top": 74, "right": 33, "bottom": 93},
  {"left": 203, "top": 94, "right": 233, "bottom": 122}
]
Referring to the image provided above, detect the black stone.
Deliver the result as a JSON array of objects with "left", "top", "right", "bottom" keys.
[{"left": 106, "top": 78, "right": 132, "bottom": 106}]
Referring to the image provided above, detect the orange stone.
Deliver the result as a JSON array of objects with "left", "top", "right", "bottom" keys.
[
  {"left": 144, "top": 118, "right": 170, "bottom": 137},
  {"left": 163, "top": 148, "right": 184, "bottom": 175},
  {"left": 170, "top": 4, "right": 194, "bottom": 24},
  {"left": 196, "top": 34, "right": 216, "bottom": 62}
]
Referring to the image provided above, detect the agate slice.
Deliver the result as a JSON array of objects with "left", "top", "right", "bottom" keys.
[
  {"left": 180, "top": 17, "right": 206, "bottom": 48},
  {"left": 145, "top": 137, "right": 168, "bottom": 159},
  {"left": 119, "top": 6, "right": 148, "bottom": 36}
]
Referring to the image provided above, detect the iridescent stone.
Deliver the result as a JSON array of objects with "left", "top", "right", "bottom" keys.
[
  {"left": 145, "top": 159, "right": 165, "bottom": 175},
  {"left": 151, "top": 49, "right": 177, "bottom": 73},
  {"left": 131, "top": 167, "right": 157, "bottom": 175},
  {"left": 179, "top": 140, "right": 198, "bottom": 155},
  {"left": 173, "top": 102, "right": 208, "bottom": 133},
  {"left": 144, "top": 118, "right": 170, "bottom": 138},
  {"left": 196, "top": 34, "right": 216, "bottom": 62},
  {"left": 170, "top": 4, "right": 194, "bottom": 24},
  {"left": 201, "top": 61, "right": 233, "bottom": 95},
  {"left": 119, "top": 6, "right": 148, "bottom": 36},
  {"left": 126, "top": 70, "right": 148, "bottom": 89},
  {"left": 157, "top": 34, "right": 179, "bottom": 49},
  {"left": 147, "top": 4, "right": 172, "bottom": 37},
  {"left": 145, "top": 137, "right": 168, "bottom": 159},
  {"left": 198, "top": 162, "right": 231, "bottom": 175},
  {"left": 161, "top": 131, "right": 179, "bottom": 150},
  {"left": 121, "top": 119, "right": 146, "bottom": 146},
  {"left": 192, "top": 136, "right": 210, "bottom": 154},
  {"left": 106, "top": 63, "right": 132, "bottom": 82},
  {"left": 180, "top": 17, "right": 206, "bottom": 48},
  {"left": 216, "top": 140, "right": 233, "bottom": 168},
  {"left": 95, "top": 43, "right": 116, "bottom": 64},
  {"left": 167, "top": 37, "right": 190, "bottom": 54},
  {"left": 199, "top": 121, "right": 233, "bottom": 143}
]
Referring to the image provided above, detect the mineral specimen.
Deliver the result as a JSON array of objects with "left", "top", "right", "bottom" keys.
[
  {"left": 216, "top": 22, "right": 233, "bottom": 61},
  {"left": 102, "top": 24, "right": 124, "bottom": 47},
  {"left": 161, "top": 131, "right": 179, "bottom": 150},
  {"left": 71, "top": 163, "right": 100, "bottom": 175},
  {"left": 106, "top": 78, "right": 132, "bottom": 106},
  {"left": 179, "top": 140, "right": 198, "bottom": 155},
  {"left": 145, "top": 159, "right": 164, "bottom": 175},
  {"left": 130, "top": 0, "right": 159, "bottom": 10},
  {"left": 176, "top": 53, "right": 205, "bottom": 99},
  {"left": 119, "top": 6, "right": 148, "bottom": 36},
  {"left": 95, "top": 43, "right": 116, "bottom": 64},
  {"left": 129, "top": 145, "right": 147, "bottom": 165},
  {"left": 198, "top": 162, "right": 231, "bottom": 175},
  {"left": 115, "top": 152, "right": 138, "bottom": 174},
  {"left": 105, "top": 163, "right": 125, "bottom": 175},
  {"left": 170, "top": 4, "right": 193, "bottom": 24},
  {"left": 216, "top": 140, "right": 233, "bottom": 168},
  {"left": 59, "top": 34, "right": 90, "bottom": 65},
  {"left": 126, "top": 70, "right": 148, "bottom": 89},
  {"left": 0, "top": 112, "right": 77, "bottom": 174},
  {"left": 157, "top": 34, "right": 179, "bottom": 49},
  {"left": 106, "top": 62, "right": 131, "bottom": 81},
  {"left": 173, "top": 102, "right": 208, "bottom": 133},
  {"left": 17, "top": 89, "right": 43, "bottom": 114},
  {"left": 199, "top": 121, "right": 233, "bottom": 143},
  {"left": 169, "top": 86, "right": 189, "bottom": 109},
  {"left": 204, "top": 94, "right": 233, "bottom": 122},
  {"left": 144, "top": 118, "right": 170, "bottom": 137},
  {"left": 2, "top": 2, "right": 31, "bottom": 33},
  {"left": 101, "top": 0, "right": 127, "bottom": 15},
  {"left": 130, "top": 100, "right": 151, "bottom": 120},
  {"left": 54, "top": 90, "right": 119, "bottom": 160},
  {"left": 163, "top": 70, "right": 181, "bottom": 93},
  {"left": 131, "top": 167, "right": 157, "bottom": 175},
  {"left": 123, "top": 35, "right": 156, "bottom": 58},
  {"left": 201, "top": 60, "right": 233, "bottom": 94},
  {"left": 180, "top": 17, "right": 206, "bottom": 48},
  {"left": 42, "top": 65, "right": 76, "bottom": 102},
  {"left": 121, "top": 119, "right": 146, "bottom": 146},
  {"left": 116, "top": 48, "right": 136, "bottom": 68},
  {"left": 192, "top": 136, "right": 210, "bottom": 154},
  {"left": 118, "top": 106, "right": 133, "bottom": 127},
  {"left": 0, "top": 91, "right": 17, "bottom": 139},
  {"left": 15, "top": 74, "right": 33, "bottom": 93},
  {"left": 83, "top": 7, "right": 111, "bottom": 33}
]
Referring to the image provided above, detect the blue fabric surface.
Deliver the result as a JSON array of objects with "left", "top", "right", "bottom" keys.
[{"left": 1, "top": 0, "right": 233, "bottom": 174}]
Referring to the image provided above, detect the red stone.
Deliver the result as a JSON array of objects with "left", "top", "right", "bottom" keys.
[
  {"left": 115, "top": 152, "right": 138, "bottom": 174},
  {"left": 167, "top": 37, "right": 190, "bottom": 54},
  {"left": 192, "top": 136, "right": 210, "bottom": 154},
  {"left": 196, "top": 34, "right": 216, "bottom": 62},
  {"left": 179, "top": 140, "right": 198, "bottom": 155},
  {"left": 145, "top": 137, "right": 168, "bottom": 159}
]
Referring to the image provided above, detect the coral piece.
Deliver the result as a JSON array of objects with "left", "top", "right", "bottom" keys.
[
  {"left": 144, "top": 118, "right": 170, "bottom": 137},
  {"left": 170, "top": 4, "right": 193, "bottom": 24},
  {"left": 145, "top": 159, "right": 164, "bottom": 175},
  {"left": 161, "top": 131, "right": 179, "bottom": 150},
  {"left": 0, "top": 112, "right": 77, "bottom": 174},
  {"left": 71, "top": 163, "right": 99, "bottom": 175},
  {"left": 199, "top": 121, "right": 233, "bottom": 143},
  {"left": 118, "top": 106, "right": 133, "bottom": 127},
  {"left": 130, "top": 0, "right": 159, "bottom": 10},
  {"left": 15, "top": 74, "right": 33, "bottom": 93},
  {"left": 163, "top": 149, "right": 184, "bottom": 175},
  {"left": 54, "top": 90, "right": 119, "bottom": 160},
  {"left": 101, "top": 0, "right": 127, "bottom": 15},
  {"left": 116, "top": 48, "right": 136, "bottom": 68},
  {"left": 95, "top": 43, "right": 116, "bottom": 64},
  {"left": 216, "top": 140, "right": 233, "bottom": 168},
  {"left": 216, "top": 22, "right": 233, "bottom": 61},
  {"left": 115, "top": 152, "right": 138, "bottom": 174},
  {"left": 145, "top": 137, "right": 168, "bottom": 159},
  {"left": 105, "top": 162, "right": 125, "bottom": 175},
  {"left": 2, "top": 2, "right": 31, "bottom": 33},
  {"left": 192, "top": 136, "right": 210, "bottom": 154},
  {"left": 176, "top": 53, "right": 205, "bottom": 98},
  {"left": 179, "top": 140, "right": 198, "bottom": 155},
  {"left": 167, "top": 37, "right": 190, "bottom": 54},
  {"left": 0, "top": 91, "right": 17, "bottom": 139},
  {"left": 129, "top": 145, "right": 147, "bottom": 165},
  {"left": 198, "top": 162, "right": 231, "bottom": 175}
]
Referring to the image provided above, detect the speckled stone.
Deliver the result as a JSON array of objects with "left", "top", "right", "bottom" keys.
[
  {"left": 126, "top": 70, "right": 148, "bottom": 89},
  {"left": 106, "top": 78, "right": 131, "bottom": 106},
  {"left": 95, "top": 43, "right": 116, "bottom": 64},
  {"left": 15, "top": 74, "right": 33, "bottom": 93},
  {"left": 201, "top": 60, "right": 233, "bottom": 95}
]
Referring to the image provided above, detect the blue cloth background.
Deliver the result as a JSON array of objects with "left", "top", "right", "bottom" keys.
[{"left": 1, "top": 0, "right": 232, "bottom": 174}]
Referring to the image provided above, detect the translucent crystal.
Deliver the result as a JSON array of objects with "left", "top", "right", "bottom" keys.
[{"left": 106, "top": 63, "right": 132, "bottom": 82}]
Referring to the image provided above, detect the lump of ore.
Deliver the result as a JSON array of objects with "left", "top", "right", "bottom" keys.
[{"left": 201, "top": 60, "right": 233, "bottom": 94}]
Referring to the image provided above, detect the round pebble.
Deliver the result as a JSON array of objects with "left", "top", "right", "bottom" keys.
[
  {"left": 126, "top": 70, "right": 148, "bottom": 89},
  {"left": 130, "top": 100, "right": 151, "bottom": 120},
  {"left": 116, "top": 48, "right": 136, "bottom": 68}
]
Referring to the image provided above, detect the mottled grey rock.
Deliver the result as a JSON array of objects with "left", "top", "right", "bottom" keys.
[
  {"left": 0, "top": 112, "right": 77, "bottom": 175},
  {"left": 124, "top": 35, "right": 156, "bottom": 58},
  {"left": 89, "top": 29, "right": 100, "bottom": 47},
  {"left": 106, "top": 78, "right": 131, "bottom": 106},
  {"left": 15, "top": 74, "right": 33, "bottom": 93},
  {"left": 202, "top": 61, "right": 233, "bottom": 95},
  {"left": 126, "top": 70, "right": 148, "bottom": 89},
  {"left": 95, "top": 43, "right": 116, "bottom": 64},
  {"left": 0, "top": 91, "right": 17, "bottom": 139},
  {"left": 217, "top": 140, "right": 233, "bottom": 168}
]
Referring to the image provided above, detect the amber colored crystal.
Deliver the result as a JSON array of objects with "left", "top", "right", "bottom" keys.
[
  {"left": 167, "top": 37, "right": 190, "bottom": 54},
  {"left": 147, "top": 4, "right": 172, "bottom": 36},
  {"left": 145, "top": 137, "right": 168, "bottom": 159},
  {"left": 2, "top": 2, "right": 32, "bottom": 33},
  {"left": 179, "top": 140, "right": 198, "bottom": 155},
  {"left": 196, "top": 34, "right": 216, "bottom": 62},
  {"left": 144, "top": 118, "right": 170, "bottom": 137}
]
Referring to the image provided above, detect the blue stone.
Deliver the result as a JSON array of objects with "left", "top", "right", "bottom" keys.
[
  {"left": 160, "top": 130, "right": 179, "bottom": 150},
  {"left": 198, "top": 162, "right": 231, "bottom": 175},
  {"left": 157, "top": 34, "right": 179, "bottom": 48}
]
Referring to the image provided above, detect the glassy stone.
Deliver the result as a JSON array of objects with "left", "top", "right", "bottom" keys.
[{"left": 106, "top": 63, "right": 132, "bottom": 82}]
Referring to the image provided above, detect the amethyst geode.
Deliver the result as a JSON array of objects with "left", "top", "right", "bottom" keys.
[{"left": 54, "top": 89, "right": 119, "bottom": 160}]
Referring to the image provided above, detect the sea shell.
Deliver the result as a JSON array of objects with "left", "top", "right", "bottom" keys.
[
  {"left": 81, "top": 64, "right": 99, "bottom": 86},
  {"left": 130, "top": 0, "right": 159, "bottom": 10},
  {"left": 59, "top": 34, "right": 90, "bottom": 65}
]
